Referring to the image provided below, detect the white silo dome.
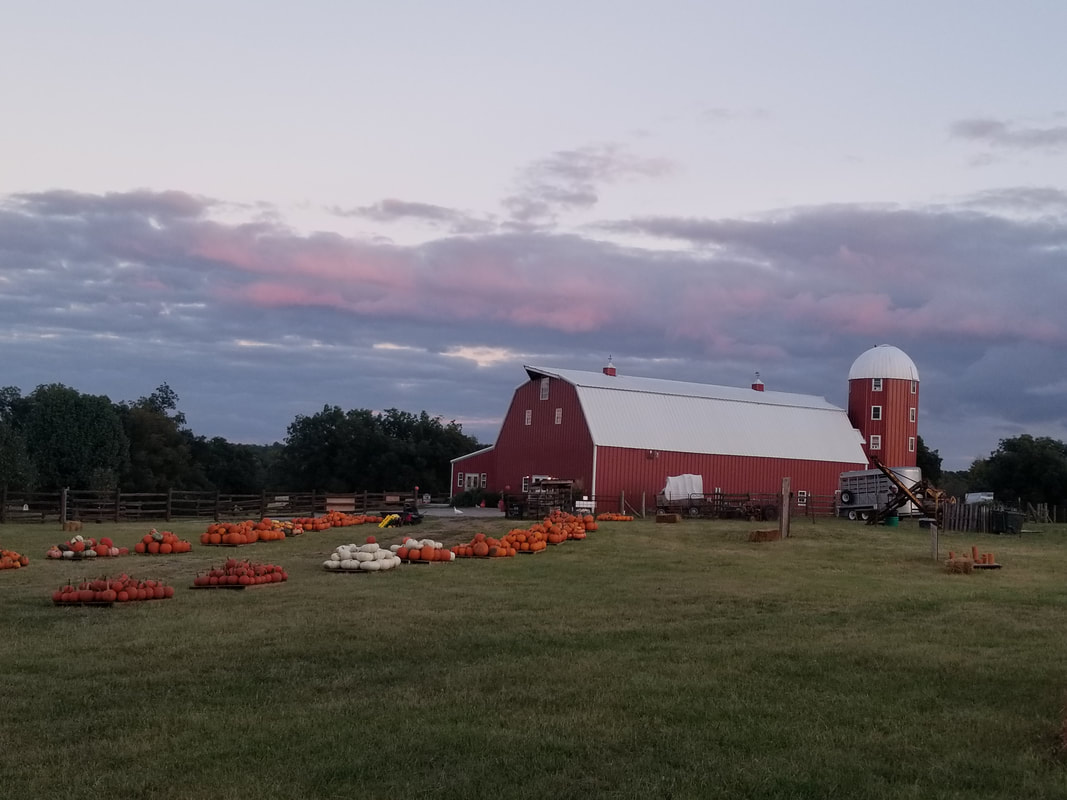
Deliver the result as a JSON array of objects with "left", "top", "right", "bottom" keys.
[{"left": 848, "top": 344, "right": 919, "bottom": 381}]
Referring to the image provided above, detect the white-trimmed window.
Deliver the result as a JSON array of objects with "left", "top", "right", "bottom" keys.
[
  {"left": 797, "top": 490, "right": 808, "bottom": 506},
  {"left": 908, "top": 437, "right": 916, "bottom": 453},
  {"left": 871, "top": 405, "right": 882, "bottom": 421},
  {"left": 524, "top": 409, "right": 532, "bottom": 426},
  {"left": 480, "top": 473, "right": 487, "bottom": 488},
  {"left": 872, "top": 378, "right": 883, "bottom": 391},
  {"left": 456, "top": 472, "right": 464, "bottom": 488},
  {"left": 910, "top": 380, "right": 917, "bottom": 394},
  {"left": 521, "top": 476, "right": 530, "bottom": 492},
  {"left": 869, "top": 435, "right": 882, "bottom": 450},
  {"left": 910, "top": 407, "right": 916, "bottom": 423},
  {"left": 540, "top": 377, "right": 549, "bottom": 401},
  {"left": 554, "top": 407, "right": 562, "bottom": 425}
]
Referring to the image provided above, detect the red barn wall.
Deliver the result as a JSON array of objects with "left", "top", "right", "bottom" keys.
[
  {"left": 593, "top": 447, "right": 866, "bottom": 501},
  {"left": 461, "top": 376, "right": 595, "bottom": 496},
  {"left": 848, "top": 377, "right": 918, "bottom": 468}
]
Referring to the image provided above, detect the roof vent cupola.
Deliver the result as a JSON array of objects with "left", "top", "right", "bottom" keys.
[
  {"left": 751, "top": 371, "right": 765, "bottom": 392},
  {"left": 603, "top": 355, "right": 616, "bottom": 377}
]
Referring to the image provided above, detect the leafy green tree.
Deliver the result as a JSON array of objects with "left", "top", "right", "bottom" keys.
[
  {"left": 916, "top": 435, "right": 942, "bottom": 483},
  {"left": 969, "top": 434, "right": 1067, "bottom": 506},
  {"left": 119, "top": 384, "right": 195, "bottom": 491},
  {"left": 19, "top": 384, "right": 129, "bottom": 490},
  {"left": 185, "top": 435, "right": 280, "bottom": 493}
]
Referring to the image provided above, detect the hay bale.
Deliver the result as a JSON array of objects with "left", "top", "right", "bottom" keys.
[
  {"left": 656, "top": 513, "right": 682, "bottom": 524},
  {"left": 944, "top": 557, "right": 974, "bottom": 574},
  {"left": 748, "top": 528, "right": 781, "bottom": 543},
  {"left": 62, "top": 520, "right": 83, "bottom": 533}
]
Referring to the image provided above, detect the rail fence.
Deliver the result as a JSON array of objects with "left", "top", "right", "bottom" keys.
[{"left": 0, "top": 487, "right": 439, "bottom": 525}]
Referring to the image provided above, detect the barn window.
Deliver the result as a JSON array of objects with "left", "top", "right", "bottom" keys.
[
  {"left": 456, "top": 472, "right": 464, "bottom": 488},
  {"left": 521, "top": 476, "right": 530, "bottom": 492},
  {"left": 554, "top": 407, "right": 562, "bottom": 425},
  {"left": 524, "top": 409, "right": 532, "bottom": 426},
  {"left": 910, "top": 380, "right": 917, "bottom": 394},
  {"left": 480, "top": 473, "right": 487, "bottom": 488},
  {"left": 908, "top": 437, "right": 916, "bottom": 453},
  {"left": 910, "top": 407, "right": 916, "bottom": 423},
  {"left": 540, "top": 377, "right": 550, "bottom": 401},
  {"left": 871, "top": 405, "right": 882, "bottom": 421},
  {"left": 797, "top": 490, "right": 808, "bottom": 506},
  {"left": 871, "top": 378, "right": 883, "bottom": 391},
  {"left": 869, "top": 435, "right": 881, "bottom": 450}
]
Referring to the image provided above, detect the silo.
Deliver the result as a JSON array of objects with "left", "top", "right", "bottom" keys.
[{"left": 847, "top": 344, "right": 920, "bottom": 468}]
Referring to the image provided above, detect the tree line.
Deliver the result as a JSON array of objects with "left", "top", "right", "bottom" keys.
[
  {"left": 917, "top": 434, "right": 1067, "bottom": 508},
  {"left": 0, "top": 383, "right": 481, "bottom": 495}
]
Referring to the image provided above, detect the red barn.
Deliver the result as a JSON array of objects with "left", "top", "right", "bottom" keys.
[{"left": 452, "top": 361, "right": 869, "bottom": 504}]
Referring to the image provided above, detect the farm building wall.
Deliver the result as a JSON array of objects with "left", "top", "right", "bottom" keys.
[
  {"left": 592, "top": 447, "right": 866, "bottom": 502},
  {"left": 478, "top": 375, "right": 595, "bottom": 496},
  {"left": 848, "top": 377, "right": 918, "bottom": 468}
]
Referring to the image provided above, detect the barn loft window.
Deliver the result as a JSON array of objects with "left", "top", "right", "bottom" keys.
[
  {"left": 910, "top": 407, "right": 916, "bottom": 423},
  {"left": 480, "top": 473, "right": 487, "bottom": 488},
  {"left": 797, "top": 490, "right": 808, "bottom": 506},
  {"left": 908, "top": 437, "right": 916, "bottom": 453},
  {"left": 871, "top": 405, "right": 882, "bottom": 421},
  {"left": 456, "top": 472, "right": 464, "bottom": 488},
  {"left": 554, "top": 407, "right": 562, "bottom": 425},
  {"left": 521, "top": 476, "right": 530, "bottom": 492},
  {"left": 540, "top": 377, "right": 550, "bottom": 401},
  {"left": 869, "top": 435, "right": 882, "bottom": 450},
  {"left": 910, "top": 380, "right": 917, "bottom": 394},
  {"left": 524, "top": 409, "right": 532, "bottom": 426},
  {"left": 871, "top": 378, "right": 883, "bottom": 391}
]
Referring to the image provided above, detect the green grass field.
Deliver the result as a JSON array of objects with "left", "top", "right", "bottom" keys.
[{"left": 2, "top": 515, "right": 1067, "bottom": 799}]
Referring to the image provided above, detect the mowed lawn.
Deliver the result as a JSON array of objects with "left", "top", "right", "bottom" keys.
[{"left": 2, "top": 515, "right": 1067, "bottom": 799}]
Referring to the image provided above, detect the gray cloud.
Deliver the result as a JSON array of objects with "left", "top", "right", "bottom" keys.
[
  {"left": 503, "top": 144, "right": 675, "bottom": 224},
  {"left": 951, "top": 117, "right": 1067, "bottom": 152},
  {"left": 1, "top": 187, "right": 1065, "bottom": 469},
  {"left": 330, "top": 198, "right": 493, "bottom": 234}
]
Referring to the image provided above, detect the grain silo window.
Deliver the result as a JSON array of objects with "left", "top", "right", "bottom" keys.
[
  {"left": 910, "top": 407, "right": 916, "bottom": 422},
  {"left": 908, "top": 437, "right": 916, "bottom": 453},
  {"left": 540, "top": 377, "right": 550, "bottom": 401},
  {"left": 869, "top": 435, "right": 881, "bottom": 450},
  {"left": 524, "top": 409, "right": 532, "bottom": 426},
  {"left": 910, "top": 380, "right": 917, "bottom": 394},
  {"left": 871, "top": 405, "right": 882, "bottom": 421},
  {"left": 871, "top": 378, "right": 883, "bottom": 391},
  {"left": 554, "top": 408, "right": 562, "bottom": 425}
]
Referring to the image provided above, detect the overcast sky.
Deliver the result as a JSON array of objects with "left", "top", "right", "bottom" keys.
[{"left": 2, "top": 1, "right": 1065, "bottom": 470}]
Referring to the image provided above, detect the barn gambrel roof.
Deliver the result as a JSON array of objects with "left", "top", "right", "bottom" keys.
[{"left": 524, "top": 365, "right": 867, "bottom": 464}]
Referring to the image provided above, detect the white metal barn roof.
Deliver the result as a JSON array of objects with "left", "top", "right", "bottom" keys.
[
  {"left": 848, "top": 344, "right": 919, "bottom": 381},
  {"left": 525, "top": 366, "right": 868, "bottom": 463}
]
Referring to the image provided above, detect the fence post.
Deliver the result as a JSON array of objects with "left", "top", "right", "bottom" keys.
[
  {"left": 0, "top": 485, "right": 6, "bottom": 523},
  {"left": 311, "top": 489, "right": 317, "bottom": 517},
  {"left": 260, "top": 489, "right": 267, "bottom": 520},
  {"left": 60, "top": 487, "right": 68, "bottom": 523},
  {"left": 166, "top": 487, "right": 173, "bottom": 523},
  {"left": 114, "top": 487, "right": 122, "bottom": 523},
  {"left": 620, "top": 490, "right": 625, "bottom": 514},
  {"left": 779, "top": 477, "right": 791, "bottom": 539},
  {"left": 214, "top": 491, "right": 221, "bottom": 522}
]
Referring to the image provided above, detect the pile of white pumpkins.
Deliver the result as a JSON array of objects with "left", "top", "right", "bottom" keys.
[{"left": 323, "top": 540, "right": 402, "bottom": 572}]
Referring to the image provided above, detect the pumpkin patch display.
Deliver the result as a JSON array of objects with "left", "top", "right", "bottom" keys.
[
  {"left": 46, "top": 535, "right": 127, "bottom": 560},
  {"left": 52, "top": 573, "right": 175, "bottom": 605},
  {"left": 596, "top": 512, "right": 633, "bottom": 522},
  {"left": 198, "top": 521, "right": 262, "bottom": 546},
  {"left": 1, "top": 549, "right": 30, "bottom": 569},
  {"left": 323, "top": 539, "right": 402, "bottom": 572},
  {"left": 392, "top": 537, "right": 455, "bottom": 563},
  {"left": 192, "top": 558, "right": 288, "bottom": 588},
  {"left": 134, "top": 529, "right": 192, "bottom": 554},
  {"left": 451, "top": 532, "right": 516, "bottom": 559}
]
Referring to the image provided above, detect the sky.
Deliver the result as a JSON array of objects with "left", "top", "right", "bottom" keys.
[{"left": 1, "top": 1, "right": 1065, "bottom": 471}]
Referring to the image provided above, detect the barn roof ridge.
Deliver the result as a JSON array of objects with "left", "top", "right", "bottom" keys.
[{"left": 523, "top": 364, "right": 839, "bottom": 412}]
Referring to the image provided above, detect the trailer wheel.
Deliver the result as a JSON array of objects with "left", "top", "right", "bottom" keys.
[
  {"left": 859, "top": 510, "right": 871, "bottom": 521},
  {"left": 761, "top": 505, "right": 778, "bottom": 521},
  {"left": 847, "top": 510, "right": 858, "bottom": 521},
  {"left": 687, "top": 506, "right": 701, "bottom": 518},
  {"left": 840, "top": 490, "right": 854, "bottom": 505}
]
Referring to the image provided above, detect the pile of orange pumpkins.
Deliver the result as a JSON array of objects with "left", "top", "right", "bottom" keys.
[
  {"left": 193, "top": 558, "right": 288, "bottom": 587},
  {"left": 1, "top": 548, "right": 29, "bottom": 569},
  {"left": 396, "top": 537, "right": 454, "bottom": 562},
  {"left": 134, "top": 529, "right": 192, "bottom": 554},
  {"left": 452, "top": 532, "right": 516, "bottom": 558},
  {"left": 52, "top": 574, "right": 174, "bottom": 604},
  {"left": 596, "top": 512, "right": 633, "bottom": 522}
]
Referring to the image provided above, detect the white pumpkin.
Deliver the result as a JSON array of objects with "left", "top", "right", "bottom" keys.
[
  {"left": 340, "top": 558, "right": 358, "bottom": 570},
  {"left": 359, "top": 560, "right": 381, "bottom": 571},
  {"left": 389, "top": 544, "right": 401, "bottom": 552},
  {"left": 330, "top": 552, "right": 342, "bottom": 561},
  {"left": 359, "top": 542, "right": 380, "bottom": 553},
  {"left": 323, "top": 560, "right": 340, "bottom": 570},
  {"left": 355, "top": 552, "right": 375, "bottom": 562}
]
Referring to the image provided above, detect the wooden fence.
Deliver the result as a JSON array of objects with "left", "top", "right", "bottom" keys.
[
  {"left": 0, "top": 487, "right": 436, "bottom": 524},
  {"left": 941, "top": 503, "right": 1026, "bottom": 534}
]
